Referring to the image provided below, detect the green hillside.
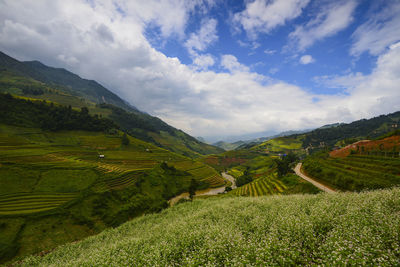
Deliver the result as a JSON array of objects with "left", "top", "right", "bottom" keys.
[
  {"left": 212, "top": 140, "right": 246, "bottom": 151},
  {"left": 251, "top": 135, "right": 304, "bottom": 154},
  {"left": 302, "top": 112, "right": 400, "bottom": 148},
  {"left": 0, "top": 96, "right": 226, "bottom": 263},
  {"left": 18, "top": 188, "right": 400, "bottom": 266},
  {"left": 0, "top": 51, "right": 135, "bottom": 111},
  {"left": 303, "top": 152, "right": 400, "bottom": 191},
  {"left": 0, "top": 52, "right": 223, "bottom": 158},
  {"left": 242, "top": 111, "right": 400, "bottom": 156}
]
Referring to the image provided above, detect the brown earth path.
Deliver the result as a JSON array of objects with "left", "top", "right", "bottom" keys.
[
  {"left": 294, "top": 163, "right": 336, "bottom": 193},
  {"left": 168, "top": 172, "right": 236, "bottom": 206}
]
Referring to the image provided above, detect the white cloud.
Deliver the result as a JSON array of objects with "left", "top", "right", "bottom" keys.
[
  {"left": 233, "top": 0, "right": 310, "bottom": 39},
  {"left": 351, "top": 2, "right": 400, "bottom": 56},
  {"left": 184, "top": 18, "right": 218, "bottom": 56},
  {"left": 193, "top": 54, "right": 215, "bottom": 69},
  {"left": 264, "top": 49, "right": 276, "bottom": 55},
  {"left": 314, "top": 43, "right": 400, "bottom": 120},
  {"left": 121, "top": 0, "right": 213, "bottom": 38},
  {"left": 299, "top": 54, "right": 314, "bottom": 64},
  {"left": 220, "top": 55, "right": 249, "bottom": 73},
  {"left": 0, "top": 0, "right": 399, "bottom": 141},
  {"left": 289, "top": 0, "right": 357, "bottom": 51}
]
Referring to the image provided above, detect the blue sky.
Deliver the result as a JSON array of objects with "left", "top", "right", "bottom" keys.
[
  {"left": 1, "top": 0, "right": 400, "bottom": 142},
  {"left": 153, "top": 0, "right": 374, "bottom": 95}
]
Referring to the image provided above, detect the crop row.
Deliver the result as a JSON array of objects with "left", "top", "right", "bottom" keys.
[
  {"left": 303, "top": 154, "right": 400, "bottom": 191},
  {"left": 93, "top": 171, "right": 144, "bottom": 192},
  {"left": 96, "top": 162, "right": 152, "bottom": 174},
  {"left": 332, "top": 157, "right": 400, "bottom": 175},
  {"left": 0, "top": 192, "right": 78, "bottom": 215},
  {"left": 231, "top": 175, "right": 287, "bottom": 197},
  {"left": 200, "top": 174, "right": 225, "bottom": 188}
]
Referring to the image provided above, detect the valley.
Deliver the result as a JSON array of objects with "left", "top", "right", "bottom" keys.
[{"left": 1, "top": 50, "right": 400, "bottom": 265}]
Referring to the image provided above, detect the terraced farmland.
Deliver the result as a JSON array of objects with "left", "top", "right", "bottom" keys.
[
  {"left": 174, "top": 161, "right": 225, "bottom": 188},
  {"left": 93, "top": 171, "right": 144, "bottom": 192},
  {"left": 0, "top": 192, "right": 78, "bottom": 215},
  {"left": 230, "top": 174, "right": 287, "bottom": 196},
  {"left": 0, "top": 124, "right": 227, "bottom": 263},
  {"left": 303, "top": 153, "right": 400, "bottom": 191}
]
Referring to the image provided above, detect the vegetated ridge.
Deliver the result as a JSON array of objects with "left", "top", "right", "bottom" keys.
[{"left": 301, "top": 131, "right": 400, "bottom": 192}]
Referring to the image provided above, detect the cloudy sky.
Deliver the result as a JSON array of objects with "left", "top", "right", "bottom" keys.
[{"left": 1, "top": 0, "right": 400, "bottom": 142}]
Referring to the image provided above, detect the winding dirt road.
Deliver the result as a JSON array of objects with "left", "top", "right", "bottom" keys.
[
  {"left": 169, "top": 172, "right": 236, "bottom": 206},
  {"left": 294, "top": 163, "right": 336, "bottom": 193}
]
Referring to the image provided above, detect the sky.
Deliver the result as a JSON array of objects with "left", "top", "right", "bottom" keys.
[{"left": 0, "top": 0, "right": 400, "bottom": 142}]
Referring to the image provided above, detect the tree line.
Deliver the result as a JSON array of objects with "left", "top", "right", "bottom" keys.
[{"left": 0, "top": 93, "right": 117, "bottom": 132}]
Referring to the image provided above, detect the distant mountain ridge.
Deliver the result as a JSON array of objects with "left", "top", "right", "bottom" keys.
[
  {"left": 0, "top": 51, "right": 136, "bottom": 112},
  {"left": 214, "top": 129, "right": 312, "bottom": 151},
  {"left": 301, "top": 112, "right": 400, "bottom": 148},
  {"left": 244, "top": 111, "right": 400, "bottom": 155}
]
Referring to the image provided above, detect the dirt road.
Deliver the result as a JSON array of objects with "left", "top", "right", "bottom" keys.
[
  {"left": 222, "top": 172, "right": 236, "bottom": 189},
  {"left": 169, "top": 172, "right": 236, "bottom": 206},
  {"left": 294, "top": 163, "right": 336, "bottom": 193}
]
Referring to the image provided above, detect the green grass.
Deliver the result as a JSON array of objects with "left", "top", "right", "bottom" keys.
[
  {"left": 303, "top": 152, "right": 400, "bottom": 191},
  {"left": 252, "top": 135, "right": 304, "bottom": 153},
  {"left": 18, "top": 188, "right": 400, "bottom": 266}
]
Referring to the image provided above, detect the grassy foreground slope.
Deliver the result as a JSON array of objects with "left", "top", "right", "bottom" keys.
[{"left": 20, "top": 188, "right": 400, "bottom": 266}]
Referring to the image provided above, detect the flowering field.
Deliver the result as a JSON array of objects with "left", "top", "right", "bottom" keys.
[{"left": 20, "top": 188, "right": 400, "bottom": 266}]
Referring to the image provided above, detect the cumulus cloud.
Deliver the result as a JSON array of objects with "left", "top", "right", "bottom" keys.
[
  {"left": 351, "top": 1, "right": 400, "bottom": 56},
  {"left": 289, "top": 0, "right": 357, "bottom": 51},
  {"left": 299, "top": 55, "right": 314, "bottom": 64},
  {"left": 220, "top": 55, "right": 250, "bottom": 73},
  {"left": 184, "top": 18, "right": 218, "bottom": 69},
  {"left": 314, "top": 43, "right": 400, "bottom": 119},
  {"left": 0, "top": 0, "right": 399, "bottom": 141},
  {"left": 184, "top": 18, "right": 218, "bottom": 56},
  {"left": 193, "top": 54, "right": 215, "bottom": 69},
  {"left": 233, "top": 0, "right": 310, "bottom": 39}
]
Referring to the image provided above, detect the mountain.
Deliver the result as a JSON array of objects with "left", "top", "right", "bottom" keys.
[
  {"left": 302, "top": 112, "right": 400, "bottom": 148},
  {"left": 0, "top": 51, "right": 135, "bottom": 112},
  {"left": 318, "top": 122, "right": 345, "bottom": 129},
  {"left": 0, "top": 51, "right": 223, "bottom": 157},
  {"left": 245, "top": 111, "right": 400, "bottom": 155},
  {"left": 212, "top": 140, "right": 246, "bottom": 151},
  {"left": 233, "top": 129, "right": 312, "bottom": 151}
]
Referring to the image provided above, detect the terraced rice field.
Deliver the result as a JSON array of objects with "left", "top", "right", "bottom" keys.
[
  {"left": 174, "top": 161, "right": 225, "bottom": 187},
  {"left": 93, "top": 171, "right": 144, "bottom": 192},
  {"left": 303, "top": 154, "right": 400, "bottom": 191},
  {"left": 0, "top": 192, "right": 78, "bottom": 215},
  {"left": 231, "top": 174, "right": 287, "bottom": 197}
]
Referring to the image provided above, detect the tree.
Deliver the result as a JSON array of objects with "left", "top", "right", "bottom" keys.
[
  {"left": 188, "top": 178, "right": 198, "bottom": 200},
  {"left": 80, "top": 107, "right": 89, "bottom": 115},
  {"left": 275, "top": 152, "right": 299, "bottom": 177},
  {"left": 121, "top": 132, "right": 130, "bottom": 146}
]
